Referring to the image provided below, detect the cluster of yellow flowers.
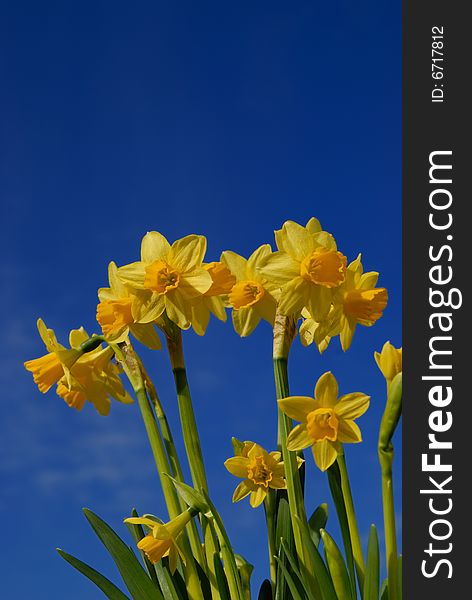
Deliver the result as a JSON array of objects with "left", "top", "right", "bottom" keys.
[{"left": 25, "top": 217, "right": 389, "bottom": 416}]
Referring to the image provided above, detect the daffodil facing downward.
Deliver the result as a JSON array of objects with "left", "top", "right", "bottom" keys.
[
  {"left": 190, "top": 260, "right": 236, "bottom": 335},
  {"left": 124, "top": 509, "right": 196, "bottom": 574},
  {"left": 55, "top": 326, "right": 132, "bottom": 415},
  {"left": 375, "top": 341, "right": 402, "bottom": 383},
  {"left": 97, "top": 261, "right": 162, "bottom": 349},
  {"left": 278, "top": 372, "right": 370, "bottom": 471},
  {"left": 25, "top": 320, "right": 132, "bottom": 415},
  {"left": 300, "top": 255, "right": 388, "bottom": 352},
  {"left": 224, "top": 441, "right": 291, "bottom": 507},
  {"left": 117, "top": 231, "right": 213, "bottom": 330},
  {"left": 259, "top": 218, "right": 347, "bottom": 322},
  {"left": 222, "top": 245, "right": 278, "bottom": 337},
  {"left": 24, "top": 319, "right": 84, "bottom": 393}
]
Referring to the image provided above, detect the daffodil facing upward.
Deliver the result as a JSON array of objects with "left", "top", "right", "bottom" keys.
[
  {"left": 259, "top": 218, "right": 347, "bottom": 322},
  {"left": 190, "top": 260, "right": 236, "bottom": 335},
  {"left": 375, "top": 341, "right": 402, "bottom": 383},
  {"left": 97, "top": 261, "right": 162, "bottom": 349},
  {"left": 124, "top": 509, "right": 196, "bottom": 574},
  {"left": 300, "top": 255, "right": 388, "bottom": 352},
  {"left": 224, "top": 440, "right": 292, "bottom": 507},
  {"left": 278, "top": 372, "right": 370, "bottom": 471},
  {"left": 222, "top": 245, "right": 278, "bottom": 337},
  {"left": 117, "top": 231, "right": 213, "bottom": 330}
]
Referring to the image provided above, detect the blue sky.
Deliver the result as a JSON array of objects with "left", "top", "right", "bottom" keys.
[{"left": 0, "top": 2, "right": 401, "bottom": 598}]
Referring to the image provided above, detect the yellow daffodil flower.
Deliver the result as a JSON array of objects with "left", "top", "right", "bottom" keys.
[
  {"left": 258, "top": 218, "right": 347, "bottom": 322},
  {"left": 375, "top": 341, "right": 402, "bottom": 382},
  {"left": 222, "top": 245, "right": 278, "bottom": 337},
  {"left": 224, "top": 441, "right": 288, "bottom": 507},
  {"left": 25, "top": 321, "right": 132, "bottom": 415},
  {"left": 191, "top": 261, "right": 236, "bottom": 335},
  {"left": 24, "top": 319, "right": 84, "bottom": 393},
  {"left": 299, "top": 255, "right": 388, "bottom": 352},
  {"left": 124, "top": 510, "right": 194, "bottom": 574},
  {"left": 97, "top": 262, "right": 162, "bottom": 349},
  {"left": 117, "top": 231, "right": 213, "bottom": 330},
  {"left": 278, "top": 372, "right": 370, "bottom": 471}
]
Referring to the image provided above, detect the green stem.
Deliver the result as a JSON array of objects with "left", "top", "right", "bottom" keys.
[
  {"left": 378, "top": 374, "right": 402, "bottom": 600},
  {"left": 166, "top": 329, "right": 209, "bottom": 493},
  {"left": 264, "top": 490, "right": 277, "bottom": 593},
  {"left": 273, "top": 315, "right": 321, "bottom": 600},
  {"left": 113, "top": 343, "right": 204, "bottom": 600},
  {"left": 337, "top": 452, "right": 366, "bottom": 592},
  {"left": 138, "top": 357, "right": 206, "bottom": 570}
]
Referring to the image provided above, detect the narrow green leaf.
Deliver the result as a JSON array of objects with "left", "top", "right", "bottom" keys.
[
  {"left": 380, "top": 579, "right": 389, "bottom": 600},
  {"left": 235, "top": 554, "right": 254, "bottom": 600},
  {"left": 308, "top": 504, "right": 328, "bottom": 548},
  {"left": 327, "top": 463, "right": 357, "bottom": 598},
  {"left": 295, "top": 515, "right": 338, "bottom": 600},
  {"left": 213, "top": 553, "right": 231, "bottom": 600},
  {"left": 57, "top": 549, "right": 130, "bottom": 600},
  {"left": 83, "top": 508, "right": 163, "bottom": 600},
  {"left": 275, "top": 496, "right": 295, "bottom": 600},
  {"left": 258, "top": 579, "right": 273, "bottom": 600},
  {"left": 154, "top": 562, "right": 186, "bottom": 600},
  {"left": 397, "top": 555, "right": 402, "bottom": 596},
  {"left": 321, "top": 529, "right": 352, "bottom": 600},
  {"left": 280, "top": 539, "right": 316, "bottom": 600},
  {"left": 274, "top": 556, "right": 306, "bottom": 600},
  {"left": 363, "top": 525, "right": 380, "bottom": 600}
]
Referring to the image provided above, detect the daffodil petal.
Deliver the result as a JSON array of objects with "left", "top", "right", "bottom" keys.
[
  {"left": 254, "top": 292, "right": 277, "bottom": 325},
  {"left": 278, "top": 277, "right": 309, "bottom": 316},
  {"left": 179, "top": 270, "right": 213, "bottom": 297},
  {"left": 232, "top": 306, "right": 261, "bottom": 337},
  {"left": 306, "top": 285, "right": 334, "bottom": 322},
  {"left": 276, "top": 220, "right": 316, "bottom": 260},
  {"left": 250, "top": 486, "right": 267, "bottom": 508},
  {"left": 278, "top": 396, "right": 318, "bottom": 421},
  {"left": 131, "top": 292, "right": 165, "bottom": 324},
  {"left": 141, "top": 231, "right": 171, "bottom": 263},
  {"left": 246, "top": 244, "right": 273, "bottom": 275},
  {"left": 118, "top": 262, "right": 146, "bottom": 289},
  {"left": 335, "top": 392, "right": 370, "bottom": 419},
  {"left": 340, "top": 317, "right": 356, "bottom": 352},
  {"left": 270, "top": 476, "right": 287, "bottom": 489},
  {"left": 286, "top": 424, "right": 313, "bottom": 451},
  {"left": 305, "top": 217, "right": 322, "bottom": 234},
  {"left": 221, "top": 251, "right": 248, "bottom": 280},
  {"left": 108, "top": 261, "right": 128, "bottom": 296},
  {"left": 224, "top": 456, "right": 249, "bottom": 478},
  {"left": 171, "top": 234, "right": 207, "bottom": 272},
  {"left": 232, "top": 481, "right": 252, "bottom": 503},
  {"left": 129, "top": 323, "right": 162, "bottom": 350},
  {"left": 337, "top": 419, "right": 362, "bottom": 443},
  {"left": 165, "top": 293, "right": 191, "bottom": 330},
  {"left": 258, "top": 251, "right": 300, "bottom": 285},
  {"left": 312, "top": 440, "right": 338, "bottom": 472},
  {"left": 314, "top": 372, "right": 338, "bottom": 408},
  {"left": 359, "top": 271, "right": 379, "bottom": 289},
  {"left": 168, "top": 543, "right": 179, "bottom": 574}
]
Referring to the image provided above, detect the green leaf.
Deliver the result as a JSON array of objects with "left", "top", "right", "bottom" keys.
[
  {"left": 279, "top": 539, "right": 316, "bottom": 600},
  {"left": 154, "top": 562, "right": 186, "bottom": 600},
  {"left": 380, "top": 578, "right": 389, "bottom": 600},
  {"left": 275, "top": 496, "right": 295, "bottom": 600},
  {"left": 167, "top": 476, "right": 210, "bottom": 515},
  {"left": 327, "top": 462, "right": 357, "bottom": 597},
  {"left": 235, "top": 553, "right": 254, "bottom": 600},
  {"left": 213, "top": 552, "right": 231, "bottom": 600},
  {"left": 397, "top": 555, "right": 402, "bottom": 596},
  {"left": 321, "top": 529, "right": 352, "bottom": 600},
  {"left": 274, "top": 555, "right": 306, "bottom": 600},
  {"left": 364, "top": 525, "right": 380, "bottom": 600},
  {"left": 295, "top": 515, "right": 337, "bottom": 600},
  {"left": 57, "top": 549, "right": 130, "bottom": 600},
  {"left": 258, "top": 579, "right": 273, "bottom": 600},
  {"left": 308, "top": 504, "right": 328, "bottom": 548},
  {"left": 83, "top": 508, "right": 163, "bottom": 600}
]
